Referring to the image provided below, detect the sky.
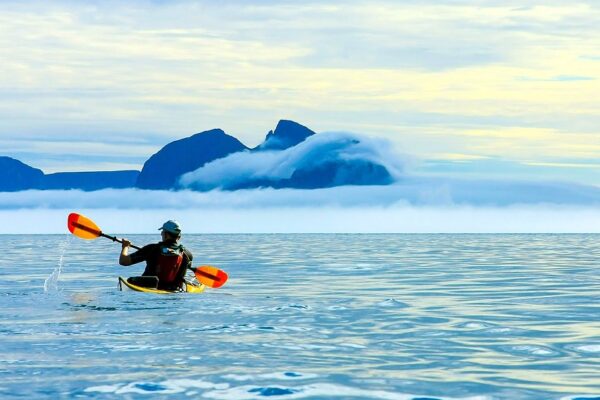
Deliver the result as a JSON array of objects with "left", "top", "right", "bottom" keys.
[
  {"left": 1, "top": 0, "right": 599, "bottom": 233},
  {"left": 0, "top": 0, "right": 598, "bottom": 184}
]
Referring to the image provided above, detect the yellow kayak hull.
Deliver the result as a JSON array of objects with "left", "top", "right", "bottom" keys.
[{"left": 118, "top": 277, "right": 205, "bottom": 294}]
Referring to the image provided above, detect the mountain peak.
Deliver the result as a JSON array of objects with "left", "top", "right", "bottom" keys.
[
  {"left": 0, "top": 156, "right": 44, "bottom": 191},
  {"left": 191, "top": 128, "right": 226, "bottom": 138},
  {"left": 136, "top": 128, "right": 249, "bottom": 190},
  {"left": 256, "top": 120, "right": 316, "bottom": 151}
]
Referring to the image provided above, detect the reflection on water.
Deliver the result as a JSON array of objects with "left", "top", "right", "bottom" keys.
[{"left": 0, "top": 234, "right": 599, "bottom": 399}]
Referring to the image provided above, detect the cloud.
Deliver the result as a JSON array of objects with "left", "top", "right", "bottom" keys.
[
  {"left": 0, "top": 175, "right": 598, "bottom": 212},
  {"left": 3, "top": 205, "right": 600, "bottom": 234},
  {"left": 178, "top": 132, "right": 404, "bottom": 190},
  {"left": 1, "top": 164, "right": 599, "bottom": 232}
]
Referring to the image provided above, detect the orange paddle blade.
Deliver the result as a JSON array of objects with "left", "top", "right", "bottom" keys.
[
  {"left": 193, "top": 265, "right": 228, "bottom": 288},
  {"left": 67, "top": 213, "right": 102, "bottom": 240}
]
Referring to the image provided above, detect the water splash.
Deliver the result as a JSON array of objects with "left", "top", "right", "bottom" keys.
[{"left": 44, "top": 235, "right": 72, "bottom": 292}]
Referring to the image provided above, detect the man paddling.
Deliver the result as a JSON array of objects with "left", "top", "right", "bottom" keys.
[{"left": 119, "top": 220, "right": 193, "bottom": 291}]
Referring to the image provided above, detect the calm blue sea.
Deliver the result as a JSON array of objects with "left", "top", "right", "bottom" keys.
[{"left": 1, "top": 234, "right": 599, "bottom": 399}]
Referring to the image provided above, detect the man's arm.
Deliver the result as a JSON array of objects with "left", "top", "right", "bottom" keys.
[{"left": 119, "top": 239, "right": 133, "bottom": 266}]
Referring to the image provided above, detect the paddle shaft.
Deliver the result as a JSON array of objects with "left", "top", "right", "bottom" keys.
[{"left": 102, "top": 233, "right": 141, "bottom": 250}]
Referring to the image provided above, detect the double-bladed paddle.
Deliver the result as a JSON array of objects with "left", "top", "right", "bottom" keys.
[{"left": 67, "top": 212, "right": 228, "bottom": 288}]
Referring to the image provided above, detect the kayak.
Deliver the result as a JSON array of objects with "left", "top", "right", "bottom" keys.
[{"left": 118, "top": 276, "right": 205, "bottom": 294}]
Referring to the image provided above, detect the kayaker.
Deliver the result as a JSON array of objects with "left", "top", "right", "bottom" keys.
[{"left": 119, "top": 220, "right": 193, "bottom": 291}]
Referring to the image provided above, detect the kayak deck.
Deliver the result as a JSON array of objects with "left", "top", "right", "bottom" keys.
[{"left": 118, "top": 276, "right": 205, "bottom": 294}]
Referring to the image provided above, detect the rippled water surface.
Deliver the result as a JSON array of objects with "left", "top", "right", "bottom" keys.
[{"left": 1, "top": 234, "right": 599, "bottom": 399}]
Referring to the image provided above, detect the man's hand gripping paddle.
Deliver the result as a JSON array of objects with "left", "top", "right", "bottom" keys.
[{"left": 67, "top": 212, "right": 228, "bottom": 288}]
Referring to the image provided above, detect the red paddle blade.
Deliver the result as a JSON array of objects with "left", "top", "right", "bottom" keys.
[
  {"left": 67, "top": 213, "right": 102, "bottom": 240},
  {"left": 193, "top": 265, "right": 228, "bottom": 288}
]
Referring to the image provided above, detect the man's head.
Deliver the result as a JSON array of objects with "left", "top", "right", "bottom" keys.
[{"left": 159, "top": 220, "right": 182, "bottom": 241}]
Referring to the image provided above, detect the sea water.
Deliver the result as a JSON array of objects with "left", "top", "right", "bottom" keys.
[{"left": 0, "top": 234, "right": 599, "bottom": 399}]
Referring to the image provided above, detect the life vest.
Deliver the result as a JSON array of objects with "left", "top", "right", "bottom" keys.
[{"left": 156, "top": 244, "right": 185, "bottom": 285}]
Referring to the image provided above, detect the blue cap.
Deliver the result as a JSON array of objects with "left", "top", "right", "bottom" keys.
[{"left": 159, "top": 220, "right": 181, "bottom": 234}]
